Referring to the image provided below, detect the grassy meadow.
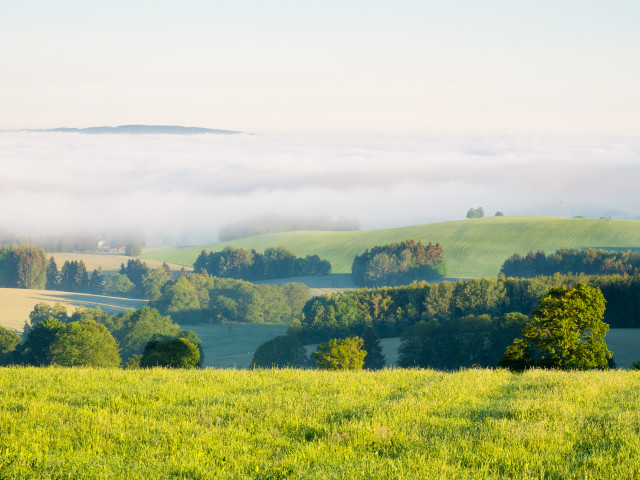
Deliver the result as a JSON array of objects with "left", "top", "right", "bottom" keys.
[
  {"left": 1, "top": 367, "right": 640, "bottom": 479},
  {"left": 187, "top": 323, "right": 288, "bottom": 368},
  {"left": 0, "top": 288, "right": 146, "bottom": 332},
  {"left": 141, "top": 216, "right": 640, "bottom": 280}
]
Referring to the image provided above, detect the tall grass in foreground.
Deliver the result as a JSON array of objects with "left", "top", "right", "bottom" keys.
[{"left": 1, "top": 368, "right": 639, "bottom": 479}]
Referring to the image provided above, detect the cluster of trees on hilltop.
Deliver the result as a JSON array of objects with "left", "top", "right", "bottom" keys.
[
  {"left": 194, "top": 246, "right": 331, "bottom": 281},
  {"left": 0, "top": 246, "right": 174, "bottom": 298},
  {"left": 0, "top": 304, "right": 202, "bottom": 368},
  {"left": 501, "top": 248, "right": 640, "bottom": 277},
  {"left": 351, "top": 240, "right": 445, "bottom": 287},
  {"left": 151, "top": 273, "right": 310, "bottom": 324},
  {"left": 43, "top": 257, "right": 175, "bottom": 299},
  {"left": 219, "top": 214, "right": 360, "bottom": 241},
  {"left": 289, "top": 273, "right": 640, "bottom": 344}
]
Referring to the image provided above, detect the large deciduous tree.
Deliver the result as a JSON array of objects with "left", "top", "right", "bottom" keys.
[
  {"left": 0, "top": 325, "right": 20, "bottom": 365},
  {"left": 500, "top": 283, "right": 612, "bottom": 371},
  {"left": 313, "top": 336, "right": 366, "bottom": 370},
  {"left": 140, "top": 337, "right": 200, "bottom": 368}
]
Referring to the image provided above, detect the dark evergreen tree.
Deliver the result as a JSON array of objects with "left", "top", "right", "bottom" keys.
[
  {"left": 88, "top": 267, "right": 105, "bottom": 294},
  {"left": 59, "top": 260, "right": 87, "bottom": 291},
  {"left": 193, "top": 250, "right": 209, "bottom": 274},
  {"left": 362, "top": 327, "right": 386, "bottom": 370},
  {"left": 161, "top": 262, "right": 174, "bottom": 281},
  {"left": 46, "top": 258, "right": 59, "bottom": 289}
]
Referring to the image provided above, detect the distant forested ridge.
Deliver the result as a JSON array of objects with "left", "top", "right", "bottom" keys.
[
  {"left": 219, "top": 214, "right": 360, "bottom": 241},
  {"left": 289, "top": 273, "right": 640, "bottom": 343},
  {"left": 25, "top": 125, "right": 240, "bottom": 135},
  {"left": 194, "top": 246, "right": 331, "bottom": 281},
  {"left": 501, "top": 248, "right": 640, "bottom": 277},
  {"left": 0, "top": 232, "right": 144, "bottom": 253},
  {"left": 351, "top": 240, "right": 445, "bottom": 287},
  {"left": 151, "top": 273, "right": 310, "bottom": 324}
]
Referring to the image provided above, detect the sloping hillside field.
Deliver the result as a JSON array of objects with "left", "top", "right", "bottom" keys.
[
  {"left": 0, "top": 288, "right": 146, "bottom": 332},
  {"left": 142, "top": 217, "right": 640, "bottom": 279},
  {"left": 1, "top": 368, "right": 639, "bottom": 478}
]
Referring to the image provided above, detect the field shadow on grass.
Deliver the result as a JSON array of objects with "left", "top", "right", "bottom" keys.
[{"left": 255, "top": 274, "right": 356, "bottom": 289}]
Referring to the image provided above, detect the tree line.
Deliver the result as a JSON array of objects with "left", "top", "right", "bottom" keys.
[
  {"left": 500, "top": 248, "right": 640, "bottom": 277},
  {"left": 194, "top": 246, "right": 331, "bottom": 281},
  {"left": 289, "top": 273, "right": 640, "bottom": 344},
  {"left": 351, "top": 240, "right": 446, "bottom": 287},
  {"left": 0, "top": 246, "right": 171, "bottom": 298},
  {"left": 0, "top": 304, "right": 202, "bottom": 368}
]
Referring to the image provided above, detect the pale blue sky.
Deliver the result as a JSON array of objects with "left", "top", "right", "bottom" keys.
[{"left": 1, "top": 1, "right": 639, "bottom": 133}]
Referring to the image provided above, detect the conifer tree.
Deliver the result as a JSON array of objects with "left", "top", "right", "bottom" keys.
[{"left": 362, "top": 327, "right": 386, "bottom": 370}]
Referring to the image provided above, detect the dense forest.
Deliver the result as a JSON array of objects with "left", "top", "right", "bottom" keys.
[
  {"left": 289, "top": 273, "right": 640, "bottom": 343},
  {"left": 151, "top": 273, "right": 310, "bottom": 324},
  {"left": 398, "top": 313, "right": 529, "bottom": 369},
  {"left": 500, "top": 248, "right": 640, "bottom": 277},
  {"left": 351, "top": 240, "right": 446, "bottom": 287},
  {"left": 194, "top": 246, "right": 331, "bottom": 281}
]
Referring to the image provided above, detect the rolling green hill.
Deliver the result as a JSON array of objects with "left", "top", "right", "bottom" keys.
[{"left": 142, "top": 216, "right": 640, "bottom": 279}]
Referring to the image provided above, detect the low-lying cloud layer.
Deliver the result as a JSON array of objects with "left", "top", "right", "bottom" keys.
[{"left": 1, "top": 132, "right": 639, "bottom": 244}]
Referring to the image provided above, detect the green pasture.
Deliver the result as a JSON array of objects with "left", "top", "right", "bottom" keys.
[
  {"left": 186, "top": 323, "right": 288, "bottom": 368},
  {"left": 141, "top": 216, "right": 640, "bottom": 280},
  {"left": 1, "top": 367, "right": 640, "bottom": 479}
]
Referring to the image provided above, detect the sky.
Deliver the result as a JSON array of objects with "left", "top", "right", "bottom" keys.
[
  {"left": 1, "top": 1, "right": 639, "bottom": 134},
  {"left": 0, "top": 2, "right": 639, "bottom": 243}
]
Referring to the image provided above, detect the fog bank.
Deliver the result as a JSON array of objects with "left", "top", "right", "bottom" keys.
[{"left": 1, "top": 132, "right": 638, "bottom": 245}]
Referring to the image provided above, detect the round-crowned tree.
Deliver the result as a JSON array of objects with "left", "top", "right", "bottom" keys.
[
  {"left": 140, "top": 337, "right": 200, "bottom": 369},
  {"left": 49, "top": 319, "right": 121, "bottom": 367},
  {"left": 500, "top": 283, "right": 612, "bottom": 371},
  {"left": 313, "top": 336, "right": 366, "bottom": 370},
  {"left": 0, "top": 325, "right": 20, "bottom": 365}
]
